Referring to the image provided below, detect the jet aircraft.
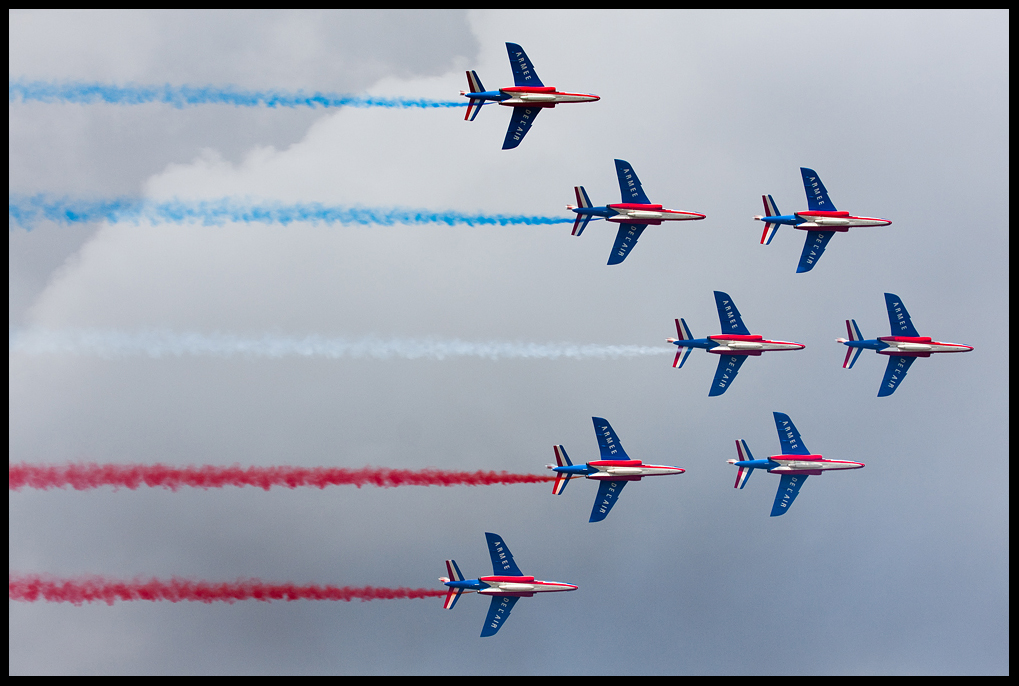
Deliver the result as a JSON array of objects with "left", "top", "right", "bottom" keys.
[
  {"left": 838, "top": 292, "right": 973, "bottom": 397},
  {"left": 668, "top": 291, "right": 804, "bottom": 396},
  {"left": 567, "top": 159, "right": 705, "bottom": 264},
  {"left": 755, "top": 167, "right": 891, "bottom": 272},
  {"left": 439, "top": 532, "right": 577, "bottom": 637},
  {"left": 461, "top": 42, "right": 599, "bottom": 150},
  {"left": 728, "top": 412, "right": 864, "bottom": 516},
  {"left": 548, "top": 417, "right": 685, "bottom": 522}
]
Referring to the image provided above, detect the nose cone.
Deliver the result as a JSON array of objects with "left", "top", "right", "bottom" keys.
[{"left": 793, "top": 342, "right": 806, "bottom": 350}]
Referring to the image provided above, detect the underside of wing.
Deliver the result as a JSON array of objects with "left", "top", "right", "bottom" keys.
[
  {"left": 772, "top": 412, "right": 811, "bottom": 455},
  {"left": 485, "top": 532, "right": 524, "bottom": 576},
  {"left": 589, "top": 479, "right": 627, "bottom": 522},
  {"left": 607, "top": 223, "right": 647, "bottom": 265},
  {"left": 796, "top": 230, "right": 836, "bottom": 273},
  {"left": 771, "top": 473, "right": 808, "bottom": 516},
  {"left": 709, "top": 354, "right": 748, "bottom": 396},
  {"left": 480, "top": 594, "right": 521, "bottom": 637},
  {"left": 502, "top": 106, "right": 541, "bottom": 150},
  {"left": 614, "top": 159, "right": 652, "bottom": 204},
  {"left": 878, "top": 355, "right": 917, "bottom": 397}
]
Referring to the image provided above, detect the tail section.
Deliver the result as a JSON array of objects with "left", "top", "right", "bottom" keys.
[
  {"left": 551, "top": 445, "right": 574, "bottom": 495},
  {"left": 463, "top": 71, "right": 487, "bottom": 122},
  {"left": 759, "top": 194, "right": 781, "bottom": 245},
  {"left": 668, "top": 318, "right": 695, "bottom": 369},
  {"left": 732, "top": 439, "right": 755, "bottom": 489},
  {"left": 570, "top": 186, "right": 594, "bottom": 236},
  {"left": 839, "top": 319, "right": 864, "bottom": 369},
  {"left": 442, "top": 559, "right": 468, "bottom": 610}
]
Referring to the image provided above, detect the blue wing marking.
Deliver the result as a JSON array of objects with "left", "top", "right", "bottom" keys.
[
  {"left": 770, "top": 473, "right": 808, "bottom": 516},
  {"left": 592, "top": 417, "right": 630, "bottom": 460},
  {"left": 709, "top": 354, "right": 748, "bottom": 396},
  {"left": 884, "top": 293, "right": 920, "bottom": 337},
  {"left": 800, "top": 167, "right": 836, "bottom": 211},
  {"left": 480, "top": 594, "right": 520, "bottom": 637},
  {"left": 485, "top": 532, "right": 524, "bottom": 577},
  {"left": 796, "top": 230, "right": 835, "bottom": 273},
  {"left": 773, "top": 412, "right": 810, "bottom": 455},
  {"left": 505, "top": 43, "right": 544, "bottom": 87},
  {"left": 502, "top": 106, "right": 541, "bottom": 150},
  {"left": 614, "top": 159, "right": 651, "bottom": 204},
  {"left": 589, "top": 479, "right": 627, "bottom": 522},
  {"left": 878, "top": 355, "right": 916, "bottom": 397},
  {"left": 606, "top": 224, "right": 646, "bottom": 265},
  {"left": 713, "top": 291, "right": 750, "bottom": 335}
]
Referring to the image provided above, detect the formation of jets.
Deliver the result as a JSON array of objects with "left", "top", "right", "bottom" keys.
[{"left": 440, "top": 42, "right": 972, "bottom": 637}]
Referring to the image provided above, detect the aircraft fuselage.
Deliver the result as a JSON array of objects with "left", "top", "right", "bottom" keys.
[
  {"left": 568, "top": 202, "right": 705, "bottom": 226},
  {"left": 461, "top": 85, "right": 600, "bottom": 107},
  {"left": 442, "top": 575, "right": 577, "bottom": 597},
  {"left": 755, "top": 210, "right": 890, "bottom": 231},
  {"left": 729, "top": 455, "right": 865, "bottom": 476},
  {"left": 550, "top": 458, "right": 685, "bottom": 481},
  {"left": 667, "top": 333, "right": 804, "bottom": 355},
  {"left": 838, "top": 335, "right": 974, "bottom": 356}
]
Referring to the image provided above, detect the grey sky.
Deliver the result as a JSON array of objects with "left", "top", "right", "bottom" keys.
[{"left": 9, "top": 10, "right": 1008, "bottom": 675}]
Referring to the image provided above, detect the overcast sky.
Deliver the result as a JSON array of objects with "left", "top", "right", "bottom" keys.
[{"left": 9, "top": 10, "right": 1008, "bottom": 675}]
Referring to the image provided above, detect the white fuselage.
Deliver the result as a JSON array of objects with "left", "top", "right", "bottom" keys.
[
  {"left": 499, "top": 92, "right": 599, "bottom": 105},
  {"left": 477, "top": 577, "right": 577, "bottom": 594},
  {"left": 768, "top": 456, "right": 864, "bottom": 472},
  {"left": 707, "top": 339, "right": 804, "bottom": 353},
  {"left": 877, "top": 340, "right": 973, "bottom": 354},
  {"left": 586, "top": 462, "right": 685, "bottom": 480},
  {"left": 608, "top": 208, "right": 705, "bottom": 222}
]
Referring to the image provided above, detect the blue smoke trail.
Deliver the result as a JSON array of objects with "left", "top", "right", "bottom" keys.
[
  {"left": 9, "top": 329, "right": 669, "bottom": 361},
  {"left": 8, "top": 195, "right": 572, "bottom": 230},
  {"left": 9, "top": 79, "right": 464, "bottom": 110}
]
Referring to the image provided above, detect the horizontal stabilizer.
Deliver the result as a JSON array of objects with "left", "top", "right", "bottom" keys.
[
  {"left": 761, "top": 222, "right": 779, "bottom": 245},
  {"left": 843, "top": 346, "right": 863, "bottom": 370},
  {"left": 673, "top": 347, "right": 693, "bottom": 369},
  {"left": 763, "top": 193, "right": 781, "bottom": 218},
  {"left": 465, "top": 99, "right": 485, "bottom": 122},
  {"left": 466, "top": 70, "right": 485, "bottom": 94},
  {"left": 443, "top": 587, "right": 465, "bottom": 610},
  {"left": 572, "top": 214, "right": 592, "bottom": 236}
]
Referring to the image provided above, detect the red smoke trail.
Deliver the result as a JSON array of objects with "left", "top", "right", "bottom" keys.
[
  {"left": 9, "top": 574, "right": 447, "bottom": 605},
  {"left": 9, "top": 462, "right": 554, "bottom": 491}
]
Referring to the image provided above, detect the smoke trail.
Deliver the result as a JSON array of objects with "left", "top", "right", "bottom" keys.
[
  {"left": 8, "top": 195, "right": 572, "bottom": 230},
  {"left": 9, "top": 329, "right": 670, "bottom": 361},
  {"left": 9, "top": 463, "right": 553, "bottom": 491},
  {"left": 9, "top": 574, "right": 446, "bottom": 605},
  {"left": 9, "top": 79, "right": 464, "bottom": 110}
]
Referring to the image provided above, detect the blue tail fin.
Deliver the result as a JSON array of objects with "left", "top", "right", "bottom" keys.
[
  {"left": 505, "top": 43, "right": 544, "bottom": 87},
  {"left": 800, "top": 167, "right": 837, "bottom": 211},
  {"left": 713, "top": 291, "right": 751, "bottom": 335},
  {"left": 884, "top": 293, "right": 920, "bottom": 337},
  {"left": 614, "top": 159, "right": 652, "bottom": 204},
  {"left": 591, "top": 417, "right": 630, "bottom": 460}
]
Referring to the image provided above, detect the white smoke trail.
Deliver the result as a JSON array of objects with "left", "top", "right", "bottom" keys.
[{"left": 8, "top": 329, "right": 669, "bottom": 361}]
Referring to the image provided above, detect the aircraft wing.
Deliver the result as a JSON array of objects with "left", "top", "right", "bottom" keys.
[
  {"left": 773, "top": 412, "right": 811, "bottom": 455},
  {"left": 480, "top": 594, "right": 521, "bottom": 637},
  {"left": 800, "top": 168, "right": 837, "bottom": 211},
  {"left": 502, "top": 106, "right": 541, "bottom": 150},
  {"left": 884, "top": 293, "right": 920, "bottom": 337},
  {"left": 505, "top": 42, "right": 544, "bottom": 87},
  {"left": 592, "top": 417, "right": 630, "bottom": 460},
  {"left": 878, "top": 355, "right": 917, "bottom": 397},
  {"left": 796, "top": 230, "right": 836, "bottom": 273},
  {"left": 770, "top": 473, "right": 808, "bottom": 516},
  {"left": 485, "top": 532, "right": 524, "bottom": 576},
  {"left": 589, "top": 479, "right": 627, "bottom": 522},
  {"left": 713, "top": 291, "right": 751, "bottom": 335},
  {"left": 708, "top": 354, "right": 748, "bottom": 396},
  {"left": 614, "top": 159, "right": 652, "bottom": 204},
  {"left": 606, "top": 224, "right": 646, "bottom": 265}
]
